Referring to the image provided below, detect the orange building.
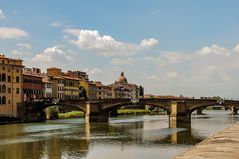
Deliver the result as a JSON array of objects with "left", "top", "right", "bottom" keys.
[
  {"left": 0, "top": 55, "right": 24, "bottom": 117},
  {"left": 47, "top": 67, "right": 62, "bottom": 76},
  {"left": 23, "top": 73, "right": 43, "bottom": 102}
]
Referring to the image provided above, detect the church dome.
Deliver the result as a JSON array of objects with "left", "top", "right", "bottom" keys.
[{"left": 116, "top": 72, "right": 128, "bottom": 84}]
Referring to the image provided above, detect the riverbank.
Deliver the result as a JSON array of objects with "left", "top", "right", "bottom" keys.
[
  {"left": 57, "top": 109, "right": 165, "bottom": 119},
  {"left": 175, "top": 122, "right": 239, "bottom": 159},
  {"left": 0, "top": 116, "right": 21, "bottom": 125}
]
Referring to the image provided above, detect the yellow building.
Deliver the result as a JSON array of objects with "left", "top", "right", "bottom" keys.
[
  {"left": 79, "top": 79, "right": 89, "bottom": 99},
  {"left": 0, "top": 55, "right": 24, "bottom": 117},
  {"left": 63, "top": 76, "right": 79, "bottom": 100}
]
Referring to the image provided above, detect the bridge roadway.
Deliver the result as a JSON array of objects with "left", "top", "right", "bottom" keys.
[{"left": 17, "top": 98, "right": 239, "bottom": 125}]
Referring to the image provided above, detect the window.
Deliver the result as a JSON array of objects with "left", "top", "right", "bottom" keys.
[
  {"left": 16, "top": 69, "right": 19, "bottom": 73},
  {"left": 16, "top": 88, "right": 20, "bottom": 94},
  {"left": 2, "top": 85, "right": 6, "bottom": 93},
  {"left": 8, "top": 88, "right": 11, "bottom": 94},
  {"left": 2, "top": 96, "right": 6, "bottom": 104},
  {"left": 7, "top": 76, "right": 11, "bottom": 82},
  {"left": 16, "top": 76, "right": 20, "bottom": 83},
  {"left": 8, "top": 100, "right": 10, "bottom": 104},
  {"left": 2, "top": 73, "right": 6, "bottom": 82},
  {"left": 0, "top": 96, "right": 1, "bottom": 104}
]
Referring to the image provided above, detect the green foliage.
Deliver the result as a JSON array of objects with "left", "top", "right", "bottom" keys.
[
  {"left": 58, "top": 111, "right": 84, "bottom": 119},
  {"left": 45, "top": 106, "right": 59, "bottom": 119},
  {"left": 117, "top": 109, "right": 151, "bottom": 115},
  {"left": 79, "top": 86, "right": 87, "bottom": 99},
  {"left": 212, "top": 96, "right": 223, "bottom": 102}
]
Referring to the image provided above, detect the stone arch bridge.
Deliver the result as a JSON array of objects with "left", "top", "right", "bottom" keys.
[{"left": 18, "top": 98, "right": 239, "bottom": 125}]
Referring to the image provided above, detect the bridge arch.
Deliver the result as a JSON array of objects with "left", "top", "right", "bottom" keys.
[
  {"left": 56, "top": 104, "right": 86, "bottom": 113},
  {"left": 188, "top": 104, "right": 234, "bottom": 115},
  {"left": 102, "top": 102, "right": 134, "bottom": 112},
  {"left": 141, "top": 102, "right": 170, "bottom": 114},
  {"left": 188, "top": 104, "right": 219, "bottom": 115},
  {"left": 40, "top": 100, "right": 87, "bottom": 113}
]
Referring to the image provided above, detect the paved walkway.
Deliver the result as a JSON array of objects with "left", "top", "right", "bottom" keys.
[{"left": 175, "top": 122, "right": 239, "bottom": 159}]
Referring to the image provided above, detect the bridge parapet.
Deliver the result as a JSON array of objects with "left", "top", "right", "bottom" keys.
[{"left": 222, "top": 100, "right": 239, "bottom": 106}]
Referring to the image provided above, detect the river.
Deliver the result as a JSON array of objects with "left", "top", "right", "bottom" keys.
[{"left": 0, "top": 110, "right": 238, "bottom": 159}]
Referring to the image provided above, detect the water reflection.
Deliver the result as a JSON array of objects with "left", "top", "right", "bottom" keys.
[{"left": 0, "top": 110, "right": 238, "bottom": 159}]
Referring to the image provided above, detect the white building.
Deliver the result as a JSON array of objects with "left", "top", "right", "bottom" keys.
[{"left": 42, "top": 76, "right": 53, "bottom": 98}]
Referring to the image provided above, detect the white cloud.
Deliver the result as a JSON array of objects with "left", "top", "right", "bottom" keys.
[
  {"left": 233, "top": 44, "right": 239, "bottom": 54},
  {"left": 141, "top": 43, "right": 239, "bottom": 97},
  {"left": 51, "top": 21, "right": 66, "bottom": 27},
  {"left": 0, "top": 27, "right": 28, "bottom": 39},
  {"left": 0, "top": 9, "right": 5, "bottom": 20},
  {"left": 146, "top": 75, "right": 160, "bottom": 80},
  {"left": 64, "top": 28, "right": 158, "bottom": 56},
  {"left": 32, "top": 46, "right": 73, "bottom": 63},
  {"left": 141, "top": 38, "right": 159, "bottom": 48},
  {"left": 11, "top": 43, "right": 33, "bottom": 58},
  {"left": 12, "top": 49, "right": 32, "bottom": 57},
  {"left": 17, "top": 43, "right": 32, "bottom": 49},
  {"left": 144, "top": 56, "right": 161, "bottom": 62},
  {"left": 160, "top": 51, "right": 191, "bottom": 63},
  {"left": 83, "top": 68, "right": 102, "bottom": 76},
  {"left": 166, "top": 72, "right": 178, "bottom": 79},
  {"left": 197, "top": 44, "right": 230, "bottom": 56},
  {"left": 111, "top": 58, "right": 136, "bottom": 65}
]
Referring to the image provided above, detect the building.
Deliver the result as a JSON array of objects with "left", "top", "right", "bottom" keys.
[
  {"left": 42, "top": 76, "right": 53, "bottom": 98},
  {"left": 63, "top": 71, "right": 89, "bottom": 81},
  {"left": 23, "top": 73, "right": 43, "bottom": 102},
  {"left": 23, "top": 67, "right": 54, "bottom": 99},
  {"left": 63, "top": 76, "right": 80, "bottom": 100},
  {"left": 47, "top": 68, "right": 80, "bottom": 100},
  {"left": 95, "top": 81, "right": 112, "bottom": 99},
  {"left": 63, "top": 71, "right": 89, "bottom": 99},
  {"left": 0, "top": 55, "right": 24, "bottom": 117},
  {"left": 111, "top": 72, "right": 140, "bottom": 100},
  {"left": 49, "top": 76, "right": 65, "bottom": 100},
  {"left": 88, "top": 82, "right": 97, "bottom": 100},
  {"left": 47, "top": 67, "right": 62, "bottom": 76},
  {"left": 47, "top": 67, "right": 65, "bottom": 100}
]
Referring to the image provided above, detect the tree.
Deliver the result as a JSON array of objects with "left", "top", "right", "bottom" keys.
[
  {"left": 139, "top": 85, "right": 144, "bottom": 97},
  {"left": 79, "top": 86, "right": 87, "bottom": 99}
]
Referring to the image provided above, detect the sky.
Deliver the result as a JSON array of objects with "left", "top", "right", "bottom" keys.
[{"left": 1, "top": 0, "right": 239, "bottom": 98}]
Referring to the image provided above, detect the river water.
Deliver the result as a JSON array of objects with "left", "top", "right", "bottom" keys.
[{"left": 0, "top": 110, "right": 238, "bottom": 159}]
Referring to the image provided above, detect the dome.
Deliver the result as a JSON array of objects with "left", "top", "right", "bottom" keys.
[{"left": 116, "top": 72, "right": 128, "bottom": 84}]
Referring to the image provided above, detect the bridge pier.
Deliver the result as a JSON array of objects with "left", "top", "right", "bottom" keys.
[
  {"left": 196, "top": 108, "right": 204, "bottom": 115},
  {"left": 110, "top": 108, "right": 118, "bottom": 117},
  {"left": 231, "top": 106, "right": 238, "bottom": 115},
  {"left": 85, "top": 101, "right": 109, "bottom": 122},
  {"left": 169, "top": 102, "right": 191, "bottom": 128}
]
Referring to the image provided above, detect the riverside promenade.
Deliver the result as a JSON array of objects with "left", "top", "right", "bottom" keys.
[{"left": 176, "top": 122, "right": 239, "bottom": 159}]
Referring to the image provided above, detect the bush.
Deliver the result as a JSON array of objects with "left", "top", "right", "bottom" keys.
[{"left": 58, "top": 111, "right": 84, "bottom": 119}]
